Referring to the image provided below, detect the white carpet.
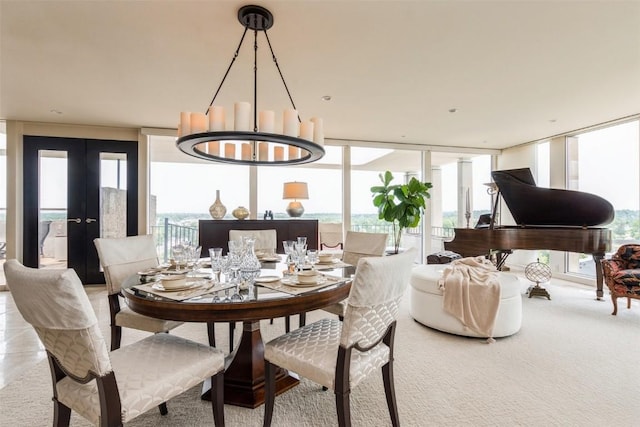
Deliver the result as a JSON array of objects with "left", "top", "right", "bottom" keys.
[{"left": 1, "top": 279, "right": 639, "bottom": 426}]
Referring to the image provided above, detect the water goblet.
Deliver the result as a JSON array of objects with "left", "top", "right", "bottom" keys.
[
  {"left": 307, "top": 249, "right": 319, "bottom": 269},
  {"left": 209, "top": 247, "right": 223, "bottom": 283}
]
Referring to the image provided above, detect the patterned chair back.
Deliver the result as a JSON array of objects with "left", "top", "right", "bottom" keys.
[
  {"left": 340, "top": 248, "right": 416, "bottom": 349},
  {"left": 94, "top": 235, "right": 159, "bottom": 295},
  {"left": 614, "top": 244, "right": 640, "bottom": 269},
  {"left": 3, "top": 259, "right": 112, "bottom": 379}
]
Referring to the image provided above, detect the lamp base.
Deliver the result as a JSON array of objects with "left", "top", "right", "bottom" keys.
[{"left": 286, "top": 201, "right": 305, "bottom": 217}]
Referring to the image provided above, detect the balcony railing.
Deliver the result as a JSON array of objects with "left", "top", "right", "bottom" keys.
[{"left": 150, "top": 218, "right": 198, "bottom": 262}]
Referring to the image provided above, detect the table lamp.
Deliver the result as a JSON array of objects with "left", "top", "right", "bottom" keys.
[{"left": 283, "top": 181, "right": 309, "bottom": 217}]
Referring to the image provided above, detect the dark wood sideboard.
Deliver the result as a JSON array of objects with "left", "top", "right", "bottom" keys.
[{"left": 198, "top": 219, "right": 319, "bottom": 254}]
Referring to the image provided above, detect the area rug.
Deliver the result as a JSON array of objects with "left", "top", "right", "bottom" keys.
[{"left": 1, "top": 278, "right": 639, "bottom": 426}]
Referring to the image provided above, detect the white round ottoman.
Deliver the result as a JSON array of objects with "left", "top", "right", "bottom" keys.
[{"left": 410, "top": 264, "right": 523, "bottom": 338}]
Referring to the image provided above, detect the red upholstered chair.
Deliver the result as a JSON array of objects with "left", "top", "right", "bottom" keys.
[{"left": 601, "top": 244, "right": 640, "bottom": 315}]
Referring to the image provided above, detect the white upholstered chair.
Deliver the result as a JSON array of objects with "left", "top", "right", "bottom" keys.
[
  {"left": 94, "top": 235, "right": 185, "bottom": 351},
  {"left": 263, "top": 248, "right": 416, "bottom": 427},
  {"left": 323, "top": 231, "right": 389, "bottom": 319},
  {"left": 319, "top": 222, "right": 344, "bottom": 252},
  {"left": 3, "top": 259, "right": 225, "bottom": 426},
  {"left": 229, "top": 229, "right": 277, "bottom": 253}
]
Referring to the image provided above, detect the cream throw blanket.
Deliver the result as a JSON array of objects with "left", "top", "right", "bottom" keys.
[{"left": 438, "top": 256, "right": 501, "bottom": 341}]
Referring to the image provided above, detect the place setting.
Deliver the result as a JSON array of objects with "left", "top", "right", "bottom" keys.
[
  {"left": 314, "top": 252, "right": 351, "bottom": 270},
  {"left": 255, "top": 269, "right": 342, "bottom": 295},
  {"left": 134, "top": 273, "right": 234, "bottom": 301}
]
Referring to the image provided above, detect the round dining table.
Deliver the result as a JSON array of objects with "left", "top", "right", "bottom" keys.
[{"left": 122, "top": 261, "right": 353, "bottom": 408}]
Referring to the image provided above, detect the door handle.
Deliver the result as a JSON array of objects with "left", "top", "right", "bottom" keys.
[
  {"left": 67, "top": 218, "right": 82, "bottom": 224},
  {"left": 85, "top": 218, "right": 97, "bottom": 223}
]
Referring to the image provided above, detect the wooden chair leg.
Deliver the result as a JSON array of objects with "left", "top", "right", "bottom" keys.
[
  {"left": 263, "top": 361, "right": 276, "bottom": 427},
  {"left": 211, "top": 371, "right": 225, "bottom": 427},
  {"left": 627, "top": 297, "right": 632, "bottom": 309},
  {"left": 299, "top": 312, "right": 306, "bottom": 328},
  {"left": 158, "top": 402, "right": 168, "bottom": 415},
  {"left": 53, "top": 399, "right": 71, "bottom": 427},
  {"left": 335, "top": 389, "right": 352, "bottom": 427},
  {"left": 207, "top": 322, "right": 216, "bottom": 347},
  {"left": 229, "top": 322, "right": 234, "bottom": 350},
  {"left": 611, "top": 294, "right": 618, "bottom": 315},
  {"left": 382, "top": 361, "right": 400, "bottom": 427},
  {"left": 110, "top": 325, "right": 122, "bottom": 351},
  {"left": 285, "top": 316, "right": 291, "bottom": 333}
]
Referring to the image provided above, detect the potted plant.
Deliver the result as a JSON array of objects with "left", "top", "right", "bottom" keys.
[{"left": 371, "top": 171, "right": 432, "bottom": 254}]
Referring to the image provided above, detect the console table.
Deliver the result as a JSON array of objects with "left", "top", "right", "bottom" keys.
[{"left": 198, "top": 219, "right": 319, "bottom": 254}]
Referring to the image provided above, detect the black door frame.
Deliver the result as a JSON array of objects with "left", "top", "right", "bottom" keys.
[{"left": 23, "top": 135, "right": 138, "bottom": 284}]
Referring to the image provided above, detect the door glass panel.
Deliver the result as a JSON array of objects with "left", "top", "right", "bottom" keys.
[
  {"left": 100, "top": 153, "right": 128, "bottom": 239},
  {"left": 39, "top": 150, "right": 67, "bottom": 269}
]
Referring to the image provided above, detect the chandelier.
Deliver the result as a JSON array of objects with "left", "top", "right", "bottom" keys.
[{"left": 176, "top": 5, "right": 325, "bottom": 166}]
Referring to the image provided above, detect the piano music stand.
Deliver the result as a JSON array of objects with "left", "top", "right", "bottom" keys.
[{"left": 524, "top": 260, "right": 552, "bottom": 300}]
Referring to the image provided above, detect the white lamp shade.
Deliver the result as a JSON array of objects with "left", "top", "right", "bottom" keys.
[{"left": 282, "top": 181, "right": 309, "bottom": 200}]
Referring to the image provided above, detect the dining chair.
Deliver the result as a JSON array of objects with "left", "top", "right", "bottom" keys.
[
  {"left": 94, "top": 235, "right": 187, "bottom": 350},
  {"left": 319, "top": 222, "right": 344, "bottom": 251},
  {"left": 229, "top": 229, "right": 277, "bottom": 253},
  {"left": 322, "top": 231, "right": 389, "bottom": 320},
  {"left": 263, "top": 248, "right": 416, "bottom": 427},
  {"left": 3, "top": 259, "right": 226, "bottom": 426}
]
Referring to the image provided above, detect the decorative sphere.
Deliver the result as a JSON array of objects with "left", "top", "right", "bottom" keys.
[{"left": 525, "top": 261, "right": 552, "bottom": 284}]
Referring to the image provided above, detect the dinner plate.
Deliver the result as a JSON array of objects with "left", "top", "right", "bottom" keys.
[
  {"left": 151, "top": 282, "right": 203, "bottom": 292},
  {"left": 316, "top": 258, "right": 338, "bottom": 265},
  {"left": 138, "top": 267, "right": 163, "bottom": 276},
  {"left": 254, "top": 275, "right": 280, "bottom": 283},
  {"left": 259, "top": 256, "right": 281, "bottom": 262},
  {"left": 282, "top": 276, "right": 327, "bottom": 287}
]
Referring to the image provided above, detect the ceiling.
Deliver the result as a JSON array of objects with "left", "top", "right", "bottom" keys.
[{"left": 1, "top": 1, "right": 639, "bottom": 154}]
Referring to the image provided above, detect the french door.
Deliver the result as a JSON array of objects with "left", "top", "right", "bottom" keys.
[{"left": 23, "top": 136, "right": 138, "bottom": 284}]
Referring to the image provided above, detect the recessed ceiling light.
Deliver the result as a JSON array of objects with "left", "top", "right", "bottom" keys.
[
  {"left": 549, "top": 119, "right": 557, "bottom": 123},
  {"left": 448, "top": 108, "right": 457, "bottom": 113},
  {"left": 321, "top": 95, "right": 332, "bottom": 101}
]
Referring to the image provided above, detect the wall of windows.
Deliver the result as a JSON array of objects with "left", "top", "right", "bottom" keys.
[{"left": 566, "top": 119, "right": 640, "bottom": 278}]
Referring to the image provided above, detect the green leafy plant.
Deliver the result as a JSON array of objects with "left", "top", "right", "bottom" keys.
[{"left": 371, "top": 171, "right": 433, "bottom": 254}]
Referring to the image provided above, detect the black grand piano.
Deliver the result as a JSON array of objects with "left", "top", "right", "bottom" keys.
[{"left": 444, "top": 168, "right": 614, "bottom": 299}]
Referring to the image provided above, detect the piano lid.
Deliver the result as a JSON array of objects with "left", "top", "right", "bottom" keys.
[{"left": 491, "top": 168, "right": 615, "bottom": 227}]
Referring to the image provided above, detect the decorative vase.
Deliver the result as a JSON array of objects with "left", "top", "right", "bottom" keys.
[
  {"left": 232, "top": 206, "right": 250, "bottom": 220},
  {"left": 209, "top": 190, "right": 227, "bottom": 220}
]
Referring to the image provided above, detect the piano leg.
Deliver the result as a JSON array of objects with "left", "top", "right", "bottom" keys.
[
  {"left": 592, "top": 253, "right": 605, "bottom": 300},
  {"left": 495, "top": 250, "right": 512, "bottom": 271}
]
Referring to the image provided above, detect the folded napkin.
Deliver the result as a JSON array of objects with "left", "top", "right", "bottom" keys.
[{"left": 256, "top": 274, "right": 344, "bottom": 295}]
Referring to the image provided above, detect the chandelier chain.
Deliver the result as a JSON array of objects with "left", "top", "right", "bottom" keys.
[
  {"left": 206, "top": 26, "right": 249, "bottom": 113},
  {"left": 264, "top": 30, "right": 300, "bottom": 123}
]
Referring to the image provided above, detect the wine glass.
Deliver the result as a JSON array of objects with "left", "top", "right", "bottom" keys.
[
  {"left": 191, "top": 245, "right": 202, "bottom": 273},
  {"left": 209, "top": 247, "right": 223, "bottom": 283},
  {"left": 171, "top": 243, "right": 185, "bottom": 270},
  {"left": 282, "top": 240, "right": 296, "bottom": 276},
  {"left": 307, "top": 249, "right": 318, "bottom": 270}
]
